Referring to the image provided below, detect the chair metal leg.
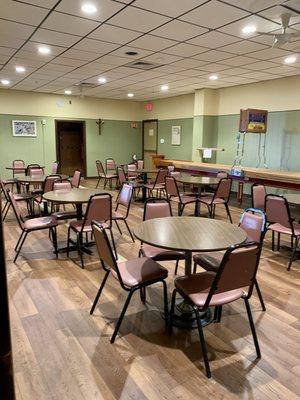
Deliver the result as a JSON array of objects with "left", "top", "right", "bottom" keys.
[
  {"left": 114, "top": 220, "right": 122, "bottom": 235},
  {"left": 277, "top": 232, "right": 281, "bottom": 251},
  {"left": 124, "top": 220, "right": 135, "bottom": 243},
  {"left": 14, "top": 231, "right": 25, "bottom": 251},
  {"left": 288, "top": 236, "right": 299, "bottom": 271},
  {"left": 162, "top": 280, "right": 169, "bottom": 325},
  {"left": 139, "top": 287, "right": 146, "bottom": 303},
  {"left": 271, "top": 231, "right": 275, "bottom": 251},
  {"left": 194, "top": 308, "right": 211, "bottom": 378},
  {"left": 96, "top": 178, "right": 101, "bottom": 188},
  {"left": 78, "top": 233, "right": 84, "bottom": 268},
  {"left": 225, "top": 203, "right": 233, "bottom": 223},
  {"left": 110, "top": 289, "right": 134, "bottom": 344},
  {"left": 193, "top": 261, "right": 197, "bottom": 274},
  {"left": 90, "top": 270, "right": 110, "bottom": 314},
  {"left": 254, "top": 279, "right": 266, "bottom": 311},
  {"left": 14, "top": 232, "right": 28, "bottom": 262},
  {"left": 244, "top": 298, "right": 261, "bottom": 358},
  {"left": 174, "top": 260, "right": 179, "bottom": 275},
  {"left": 2, "top": 201, "right": 10, "bottom": 220},
  {"left": 104, "top": 178, "right": 107, "bottom": 189},
  {"left": 52, "top": 227, "right": 58, "bottom": 258},
  {"left": 109, "top": 229, "right": 118, "bottom": 260},
  {"left": 66, "top": 226, "right": 71, "bottom": 257},
  {"left": 213, "top": 305, "right": 222, "bottom": 323},
  {"left": 169, "top": 289, "right": 177, "bottom": 333}
]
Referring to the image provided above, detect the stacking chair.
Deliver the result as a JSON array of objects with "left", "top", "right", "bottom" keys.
[
  {"left": 8, "top": 190, "right": 58, "bottom": 262},
  {"left": 51, "top": 161, "right": 59, "bottom": 174},
  {"left": 252, "top": 184, "right": 266, "bottom": 211},
  {"left": 165, "top": 176, "right": 199, "bottom": 216},
  {"left": 70, "top": 170, "right": 81, "bottom": 188},
  {"left": 170, "top": 242, "right": 261, "bottom": 378},
  {"left": 51, "top": 180, "right": 77, "bottom": 221},
  {"left": 193, "top": 208, "right": 267, "bottom": 311},
  {"left": 139, "top": 199, "right": 185, "bottom": 275},
  {"left": 127, "top": 163, "right": 138, "bottom": 180},
  {"left": 105, "top": 158, "right": 117, "bottom": 174},
  {"left": 112, "top": 183, "right": 135, "bottom": 242},
  {"left": 199, "top": 178, "right": 233, "bottom": 222},
  {"left": 26, "top": 164, "right": 42, "bottom": 176},
  {"left": 67, "top": 193, "right": 116, "bottom": 268},
  {"left": 33, "top": 174, "right": 61, "bottom": 215},
  {"left": 137, "top": 159, "right": 144, "bottom": 170},
  {"left": 265, "top": 194, "right": 300, "bottom": 270},
  {"left": 90, "top": 220, "right": 169, "bottom": 343},
  {"left": 143, "top": 169, "right": 168, "bottom": 198},
  {"left": 96, "top": 160, "right": 117, "bottom": 189},
  {"left": 1, "top": 180, "right": 33, "bottom": 221},
  {"left": 12, "top": 159, "right": 25, "bottom": 178}
]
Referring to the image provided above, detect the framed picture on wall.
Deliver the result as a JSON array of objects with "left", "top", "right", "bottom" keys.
[
  {"left": 171, "top": 125, "right": 181, "bottom": 145},
  {"left": 12, "top": 120, "right": 37, "bottom": 137}
]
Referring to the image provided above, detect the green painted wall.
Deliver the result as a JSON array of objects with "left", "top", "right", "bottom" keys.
[
  {"left": 0, "top": 114, "right": 142, "bottom": 179},
  {"left": 157, "top": 118, "right": 193, "bottom": 161}
]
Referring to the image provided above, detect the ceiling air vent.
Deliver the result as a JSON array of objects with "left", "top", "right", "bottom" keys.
[
  {"left": 76, "top": 82, "right": 96, "bottom": 88},
  {"left": 126, "top": 61, "right": 162, "bottom": 70}
]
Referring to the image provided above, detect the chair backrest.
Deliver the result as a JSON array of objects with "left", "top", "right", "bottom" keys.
[
  {"left": 13, "top": 160, "right": 25, "bottom": 168},
  {"left": 43, "top": 175, "right": 61, "bottom": 193},
  {"left": 7, "top": 190, "right": 25, "bottom": 228},
  {"left": 165, "top": 176, "right": 180, "bottom": 198},
  {"left": 0, "top": 180, "right": 9, "bottom": 201},
  {"left": 154, "top": 169, "right": 168, "bottom": 185},
  {"left": 170, "top": 171, "right": 181, "bottom": 179},
  {"left": 143, "top": 198, "right": 172, "bottom": 221},
  {"left": 251, "top": 184, "right": 266, "bottom": 211},
  {"left": 117, "top": 183, "right": 133, "bottom": 212},
  {"left": 203, "top": 243, "right": 261, "bottom": 309},
  {"left": 117, "top": 167, "right": 126, "bottom": 185},
  {"left": 96, "top": 160, "right": 105, "bottom": 177},
  {"left": 213, "top": 178, "right": 232, "bottom": 201},
  {"left": 217, "top": 170, "right": 228, "bottom": 179},
  {"left": 137, "top": 159, "right": 144, "bottom": 170},
  {"left": 51, "top": 162, "right": 59, "bottom": 174},
  {"left": 167, "top": 165, "right": 175, "bottom": 174},
  {"left": 26, "top": 164, "right": 41, "bottom": 175},
  {"left": 106, "top": 158, "right": 116, "bottom": 173},
  {"left": 265, "top": 194, "right": 293, "bottom": 230},
  {"left": 82, "top": 193, "right": 112, "bottom": 230},
  {"left": 53, "top": 180, "right": 72, "bottom": 191},
  {"left": 29, "top": 168, "right": 43, "bottom": 177},
  {"left": 127, "top": 163, "right": 137, "bottom": 178},
  {"left": 71, "top": 170, "right": 81, "bottom": 188},
  {"left": 239, "top": 208, "right": 266, "bottom": 243}
]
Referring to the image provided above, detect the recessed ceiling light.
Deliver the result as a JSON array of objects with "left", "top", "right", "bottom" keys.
[
  {"left": 98, "top": 77, "right": 107, "bottom": 84},
  {"left": 64, "top": 90, "right": 72, "bottom": 95},
  {"left": 242, "top": 25, "right": 256, "bottom": 34},
  {"left": 125, "top": 51, "right": 138, "bottom": 56},
  {"left": 127, "top": 93, "right": 134, "bottom": 98},
  {"left": 38, "top": 46, "right": 51, "bottom": 54},
  {"left": 284, "top": 55, "right": 297, "bottom": 64},
  {"left": 15, "top": 66, "right": 26, "bottom": 73},
  {"left": 209, "top": 74, "right": 219, "bottom": 81},
  {"left": 161, "top": 84, "right": 169, "bottom": 91},
  {"left": 1, "top": 79, "right": 10, "bottom": 85},
  {"left": 81, "top": 3, "right": 97, "bottom": 14}
]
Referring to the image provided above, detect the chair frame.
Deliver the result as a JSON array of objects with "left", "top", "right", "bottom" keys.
[
  {"left": 96, "top": 160, "right": 117, "bottom": 189},
  {"left": 165, "top": 176, "right": 199, "bottom": 216},
  {"left": 170, "top": 242, "right": 261, "bottom": 378},
  {"left": 113, "top": 183, "right": 135, "bottom": 242},
  {"left": 251, "top": 183, "right": 266, "bottom": 211},
  {"left": 90, "top": 220, "right": 169, "bottom": 344},
  {"left": 144, "top": 169, "right": 168, "bottom": 199}
]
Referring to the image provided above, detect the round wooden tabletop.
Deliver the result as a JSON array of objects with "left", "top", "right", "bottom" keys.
[
  {"left": 285, "top": 193, "right": 300, "bottom": 206},
  {"left": 134, "top": 217, "right": 247, "bottom": 252},
  {"left": 176, "top": 175, "right": 219, "bottom": 186},
  {"left": 43, "top": 187, "right": 105, "bottom": 204},
  {"left": 17, "top": 174, "right": 68, "bottom": 184}
]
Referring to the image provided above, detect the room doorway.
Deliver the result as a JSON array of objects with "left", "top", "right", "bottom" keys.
[
  {"left": 55, "top": 120, "right": 86, "bottom": 177},
  {"left": 142, "top": 119, "right": 158, "bottom": 170}
]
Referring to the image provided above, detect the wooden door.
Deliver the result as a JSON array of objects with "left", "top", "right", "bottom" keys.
[
  {"left": 56, "top": 121, "right": 86, "bottom": 177},
  {"left": 143, "top": 120, "right": 158, "bottom": 170}
]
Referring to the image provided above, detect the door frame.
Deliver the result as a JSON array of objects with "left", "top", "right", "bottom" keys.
[
  {"left": 142, "top": 119, "right": 158, "bottom": 159},
  {"left": 55, "top": 119, "right": 87, "bottom": 177}
]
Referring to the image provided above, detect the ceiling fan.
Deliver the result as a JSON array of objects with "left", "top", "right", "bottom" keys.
[{"left": 257, "top": 13, "right": 300, "bottom": 47}]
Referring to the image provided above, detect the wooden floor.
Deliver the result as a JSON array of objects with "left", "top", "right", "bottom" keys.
[{"left": 4, "top": 179, "right": 300, "bottom": 400}]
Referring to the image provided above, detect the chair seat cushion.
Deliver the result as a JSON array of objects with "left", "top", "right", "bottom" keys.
[
  {"left": 52, "top": 210, "right": 77, "bottom": 220},
  {"left": 193, "top": 251, "right": 224, "bottom": 272},
  {"left": 140, "top": 244, "right": 185, "bottom": 261},
  {"left": 106, "top": 173, "right": 117, "bottom": 179},
  {"left": 143, "top": 183, "right": 165, "bottom": 190},
  {"left": 14, "top": 193, "right": 32, "bottom": 201},
  {"left": 200, "top": 196, "right": 226, "bottom": 205},
  {"left": 175, "top": 272, "right": 243, "bottom": 307},
  {"left": 171, "top": 195, "right": 198, "bottom": 205},
  {"left": 112, "top": 257, "right": 168, "bottom": 287},
  {"left": 70, "top": 220, "right": 109, "bottom": 232},
  {"left": 268, "top": 222, "right": 300, "bottom": 236},
  {"left": 24, "top": 216, "right": 57, "bottom": 231}
]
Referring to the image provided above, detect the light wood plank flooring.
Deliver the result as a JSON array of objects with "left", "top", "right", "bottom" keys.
[{"left": 4, "top": 179, "right": 300, "bottom": 400}]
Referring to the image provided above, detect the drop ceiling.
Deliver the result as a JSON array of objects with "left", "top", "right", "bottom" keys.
[{"left": 0, "top": 0, "right": 299, "bottom": 100}]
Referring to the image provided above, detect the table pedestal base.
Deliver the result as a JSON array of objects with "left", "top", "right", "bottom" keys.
[{"left": 170, "top": 299, "right": 213, "bottom": 329}]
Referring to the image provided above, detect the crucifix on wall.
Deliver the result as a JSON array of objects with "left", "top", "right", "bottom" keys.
[{"left": 96, "top": 118, "right": 104, "bottom": 135}]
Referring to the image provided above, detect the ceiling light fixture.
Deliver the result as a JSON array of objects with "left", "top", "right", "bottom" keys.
[
  {"left": 127, "top": 93, "right": 134, "bottom": 98},
  {"left": 161, "top": 84, "right": 169, "bottom": 91},
  {"left": 1, "top": 79, "right": 10, "bottom": 85},
  {"left": 64, "top": 90, "right": 72, "bottom": 95},
  {"left": 209, "top": 74, "right": 218, "bottom": 80},
  {"left": 81, "top": 3, "right": 97, "bottom": 14},
  {"left": 38, "top": 46, "right": 51, "bottom": 54},
  {"left": 242, "top": 25, "right": 256, "bottom": 34},
  {"left": 15, "top": 66, "right": 26, "bottom": 73},
  {"left": 98, "top": 77, "right": 107, "bottom": 83},
  {"left": 284, "top": 55, "right": 297, "bottom": 64}
]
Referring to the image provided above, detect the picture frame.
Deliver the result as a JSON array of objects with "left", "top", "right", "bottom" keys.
[
  {"left": 171, "top": 125, "right": 181, "bottom": 145},
  {"left": 12, "top": 120, "right": 37, "bottom": 137}
]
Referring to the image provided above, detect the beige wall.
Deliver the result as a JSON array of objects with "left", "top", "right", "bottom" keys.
[
  {"left": 0, "top": 89, "right": 142, "bottom": 120},
  {"left": 141, "top": 93, "right": 194, "bottom": 120}
]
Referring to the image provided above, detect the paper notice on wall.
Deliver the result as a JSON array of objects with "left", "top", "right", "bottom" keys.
[
  {"left": 203, "top": 148, "right": 212, "bottom": 159},
  {"left": 149, "top": 129, "right": 154, "bottom": 136},
  {"left": 171, "top": 125, "right": 181, "bottom": 145}
]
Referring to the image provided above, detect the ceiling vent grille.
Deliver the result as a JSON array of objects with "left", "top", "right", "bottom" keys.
[{"left": 126, "top": 61, "right": 162, "bottom": 70}]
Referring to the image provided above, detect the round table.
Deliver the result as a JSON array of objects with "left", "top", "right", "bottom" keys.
[
  {"left": 134, "top": 217, "right": 247, "bottom": 327},
  {"left": 285, "top": 193, "right": 300, "bottom": 207},
  {"left": 136, "top": 169, "right": 157, "bottom": 202},
  {"left": 176, "top": 175, "right": 220, "bottom": 216},
  {"left": 17, "top": 174, "right": 68, "bottom": 184}
]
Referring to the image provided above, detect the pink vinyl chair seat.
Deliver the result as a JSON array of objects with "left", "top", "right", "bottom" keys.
[
  {"left": 69, "top": 220, "right": 109, "bottom": 233},
  {"left": 111, "top": 257, "right": 168, "bottom": 288},
  {"left": 23, "top": 216, "right": 57, "bottom": 231},
  {"left": 199, "top": 196, "right": 226, "bottom": 205},
  {"left": 112, "top": 210, "right": 125, "bottom": 219},
  {"left": 268, "top": 222, "right": 300, "bottom": 236},
  {"left": 193, "top": 251, "right": 223, "bottom": 272},
  {"left": 175, "top": 271, "right": 244, "bottom": 307},
  {"left": 169, "top": 194, "right": 199, "bottom": 205},
  {"left": 140, "top": 244, "right": 185, "bottom": 261}
]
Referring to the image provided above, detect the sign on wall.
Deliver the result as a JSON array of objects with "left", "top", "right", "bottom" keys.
[
  {"left": 171, "top": 125, "right": 181, "bottom": 145},
  {"left": 12, "top": 120, "right": 37, "bottom": 137}
]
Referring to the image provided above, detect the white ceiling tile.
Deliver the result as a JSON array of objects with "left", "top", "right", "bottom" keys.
[
  {"left": 19, "top": 0, "right": 58, "bottom": 8},
  {"left": 171, "top": 58, "right": 209, "bottom": 68},
  {"left": 51, "top": 56, "right": 88, "bottom": 67},
  {"left": 110, "top": 46, "right": 153, "bottom": 59},
  {"left": 0, "top": 20, "right": 35, "bottom": 43},
  {"left": 221, "top": 66, "right": 251, "bottom": 75},
  {"left": 61, "top": 49, "right": 99, "bottom": 61},
  {"left": 0, "top": 0, "right": 49, "bottom": 25},
  {"left": 219, "top": 15, "right": 280, "bottom": 39},
  {"left": 196, "top": 63, "right": 231, "bottom": 73},
  {"left": 264, "top": 65, "right": 300, "bottom": 74},
  {"left": 179, "top": 0, "right": 249, "bottom": 29},
  {"left": 153, "top": 65, "right": 186, "bottom": 74},
  {"left": 175, "top": 68, "right": 208, "bottom": 77},
  {"left": 221, "top": 0, "right": 283, "bottom": 12},
  {"left": 245, "top": 60, "right": 278, "bottom": 70},
  {"left": 56, "top": 0, "right": 124, "bottom": 21},
  {"left": 0, "top": 35, "right": 25, "bottom": 48},
  {"left": 163, "top": 43, "right": 206, "bottom": 57},
  {"left": 108, "top": 6, "right": 171, "bottom": 32},
  {"left": 8, "top": 56, "right": 45, "bottom": 68},
  {"left": 129, "top": 35, "right": 177, "bottom": 51},
  {"left": 248, "top": 47, "right": 291, "bottom": 60},
  {"left": 221, "top": 75, "right": 259, "bottom": 83},
  {"left": 89, "top": 23, "right": 142, "bottom": 44},
  {"left": 221, "top": 40, "right": 268, "bottom": 55},
  {"left": 284, "top": 0, "right": 300, "bottom": 12},
  {"left": 222, "top": 55, "right": 258, "bottom": 66},
  {"left": 259, "top": 5, "right": 300, "bottom": 25},
  {"left": 192, "top": 49, "right": 233, "bottom": 62},
  {"left": 151, "top": 20, "right": 207, "bottom": 41},
  {"left": 132, "top": 0, "right": 206, "bottom": 17},
  {"left": 45, "top": 63, "right": 75, "bottom": 72},
  {"left": 187, "top": 31, "right": 240, "bottom": 48},
  {"left": 42, "top": 11, "right": 99, "bottom": 36},
  {"left": 140, "top": 52, "right": 182, "bottom": 64},
  {"left": 73, "top": 38, "right": 119, "bottom": 54},
  {"left": 0, "top": 46, "right": 15, "bottom": 56},
  {"left": 240, "top": 71, "right": 280, "bottom": 79},
  {"left": 98, "top": 54, "right": 132, "bottom": 65},
  {"left": 31, "top": 28, "right": 80, "bottom": 47},
  {"left": 0, "top": 55, "right": 10, "bottom": 63}
]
